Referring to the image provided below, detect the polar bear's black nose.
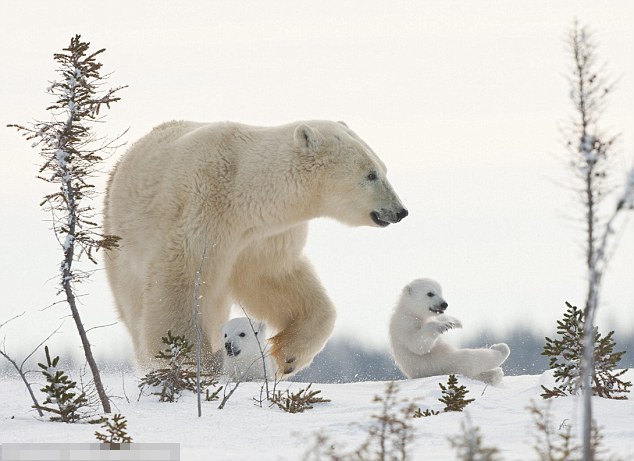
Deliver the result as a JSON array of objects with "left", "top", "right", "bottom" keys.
[
  {"left": 225, "top": 341, "right": 238, "bottom": 356},
  {"left": 396, "top": 208, "right": 408, "bottom": 222},
  {"left": 440, "top": 302, "right": 448, "bottom": 310}
]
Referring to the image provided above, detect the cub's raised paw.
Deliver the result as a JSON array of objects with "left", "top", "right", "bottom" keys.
[{"left": 435, "top": 315, "right": 463, "bottom": 333}]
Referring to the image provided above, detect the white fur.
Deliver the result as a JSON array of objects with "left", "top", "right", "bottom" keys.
[
  {"left": 389, "top": 278, "right": 510, "bottom": 385},
  {"left": 221, "top": 318, "right": 275, "bottom": 381},
  {"left": 104, "top": 120, "right": 407, "bottom": 376}
]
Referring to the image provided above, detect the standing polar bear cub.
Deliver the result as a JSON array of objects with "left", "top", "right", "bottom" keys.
[
  {"left": 105, "top": 120, "right": 407, "bottom": 376},
  {"left": 389, "top": 279, "right": 510, "bottom": 384}
]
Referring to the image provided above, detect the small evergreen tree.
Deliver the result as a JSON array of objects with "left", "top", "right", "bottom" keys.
[
  {"left": 95, "top": 413, "right": 133, "bottom": 443},
  {"left": 412, "top": 408, "right": 439, "bottom": 418},
  {"left": 8, "top": 34, "right": 127, "bottom": 414},
  {"left": 139, "top": 330, "right": 221, "bottom": 402},
  {"left": 34, "top": 346, "right": 89, "bottom": 422},
  {"left": 412, "top": 374, "right": 474, "bottom": 417},
  {"left": 357, "top": 381, "right": 415, "bottom": 461},
  {"left": 559, "top": 21, "right": 634, "bottom": 459},
  {"left": 302, "top": 381, "right": 417, "bottom": 461},
  {"left": 439, "top": 374, "right": 475, "bottom": 412},
  {"left": 541, "top": 302, "right": 631, "bottom": 400},
  {"left": 449, "top": 415, "right": 500, "bottom": 461},
  {"left": 270, "top": 384, "right": 330, "bottom": 414},
  {"left": 527, "top": 399, "right": 613, "bottom": 461}
]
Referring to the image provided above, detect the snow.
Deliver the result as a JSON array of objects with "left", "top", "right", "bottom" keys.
[{"left": 1, "top": 371, "right": 633, "bottom": 460}]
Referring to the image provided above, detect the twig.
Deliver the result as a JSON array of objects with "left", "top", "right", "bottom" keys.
[
  {"left": 193, "top": 245, "right": 207, "bottom": 417},
  {"left": 85, "top": 322, "right": 118, "bottom": 333},
  {"left": 218, "top": 381, "right": 240, "bottom": 410},
  {"left": 239, "top": 304, "right": 272, "bottom": 397},
  {"left": 121, "top": 370, "right": 130, "bottom": 404},
  {"left": 0, "top": 312, "right": 25, "bottom": 330}
]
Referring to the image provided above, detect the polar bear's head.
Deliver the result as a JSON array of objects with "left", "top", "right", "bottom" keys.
[
  {"left": 399, "top": 278, "right": 448, "bottom": 319},
  {"left": 294, "top": 122, "right": 408, "bottom": 228},
  {"left": 222, "top": 317, "right": 266, "bottom": 360}
]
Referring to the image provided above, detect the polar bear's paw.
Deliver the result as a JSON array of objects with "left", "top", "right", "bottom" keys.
[
  {"left": 474, "top": 367, "right": 504, "bottom": 386},
  {"left": 269, "top": 330, "right": 315, "bottom": 377},
  {"left": 490, "top": 343, "right": 510, "bottom": 362},
  {"left": 434, "top": 315, "right": 463, "bottom": 333}
]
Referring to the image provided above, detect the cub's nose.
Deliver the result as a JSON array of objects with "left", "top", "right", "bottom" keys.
[
  {"left": 440, "top": 302, "right": 448, "bottom": 311},
  {"left": 396, "top": 208, "right": 408, "bottom": 222}
]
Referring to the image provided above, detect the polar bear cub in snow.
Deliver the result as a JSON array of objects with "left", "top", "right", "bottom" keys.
[
  {"left": 222, "top": 318, "right": 275, "bottom": 381},
  {"left": 389, "top": 279, "right": 510, "bottom": 385}
]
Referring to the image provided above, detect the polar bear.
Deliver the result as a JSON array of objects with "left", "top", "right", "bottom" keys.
[
  {"left": 389, "top": 279, "right": 510, "bottom": 384},
  {"left": 222, "top": 318, "right": 275, "bottom": 381},
  {"left": 104, "top": 120, "right": 407, "bottom": 376}
]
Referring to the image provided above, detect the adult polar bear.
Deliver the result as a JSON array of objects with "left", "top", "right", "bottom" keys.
[{"left": 104, "top": 120, "right": 407, "bottom": 376}]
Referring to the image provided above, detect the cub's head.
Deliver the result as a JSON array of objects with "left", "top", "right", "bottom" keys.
[
  {"left": 294, "top": 121, "right": 408, "bottom": 228},
  {"left": 221, "top": 317, "right": 266, "bottom": 359},
  {"left": 399, "top": 278, "right": 448, "bottom": 320}
]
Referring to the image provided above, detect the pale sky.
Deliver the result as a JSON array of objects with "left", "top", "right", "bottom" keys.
[{"left": 1, "top": 1, "right": 633, "bottom": 362}]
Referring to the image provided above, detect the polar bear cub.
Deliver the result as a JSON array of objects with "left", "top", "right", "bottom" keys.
[
  {"left": 222, "top": 318, "right": 276, "bottom": 381},
  {"left": 389, "top": 279, "right": 510, "bottom": 385}
]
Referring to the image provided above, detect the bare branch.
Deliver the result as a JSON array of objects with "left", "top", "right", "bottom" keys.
[
  {"left": 85, "top": 322, "right": 118, "bottom": 334},
  {"left": 0, "top": 311, "right": 25, "bottom": 330}
]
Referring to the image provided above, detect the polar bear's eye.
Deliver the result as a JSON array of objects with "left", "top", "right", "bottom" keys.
[
  {"left": 367, "top": 171, "right": 378, "bottom": 181},
  {"left": 239, "top": 332, "right": 246, "bottom": 337},
  {"left": 427, "top": 292, "right": 435, "bottom": 298},
  {"left": 224, "top": 333, "right": 227, "bottom": 338}
]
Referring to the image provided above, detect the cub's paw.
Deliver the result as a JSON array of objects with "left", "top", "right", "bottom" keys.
[
  {"left": 434, "top": 315, "right": 463, "bottom": 333},
  {"left": 490, "top": 343, "right": 510, "bottom": 362}
]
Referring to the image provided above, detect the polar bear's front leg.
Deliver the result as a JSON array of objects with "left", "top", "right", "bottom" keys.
[
  {"left": 409, "top": 315, "right": 462, "bottom": 354},
  {"left": 233, "top": 257, "right": 336, "bottom": 376},
  {"left": 265, "top": 259, "right": 336, "bottom": 376}
]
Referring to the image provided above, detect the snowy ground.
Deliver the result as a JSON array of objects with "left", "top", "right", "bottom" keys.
[{"left": 1, "top": 371, "right": 633, "bottom": 460}]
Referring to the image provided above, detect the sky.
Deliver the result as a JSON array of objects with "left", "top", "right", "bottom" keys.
[{"left": 0, "top": 1, "right": 633, "bottom": 362}]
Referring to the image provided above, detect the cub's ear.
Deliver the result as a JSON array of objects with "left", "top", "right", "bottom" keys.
[
  {"left": 294, "top": 124, "right": 323, "bottom": 152},
  {"left": 337, "top": 120, "right": 348, "bottom": 127}
]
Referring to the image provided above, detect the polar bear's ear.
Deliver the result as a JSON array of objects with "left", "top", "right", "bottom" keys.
[
  {"left": 294, "top": 124, "right": 323, "bottom": 153},
  {"left": 337, "top": 120, "right": 348, "bottom": 128}
]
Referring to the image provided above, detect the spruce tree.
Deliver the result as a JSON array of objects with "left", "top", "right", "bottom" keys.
[
  {"left": 34, "top": 346, "right": 89, "bottom": 422},
  {"left": 9, "top": 35, "right": 126, "bottom": 414},
  {"left": 449, "top": 416, "right": 501, "bottom": 461},
  {"left": 542, "top": 302, "right": 631, "bottom": 399},
  {"left": 139, "top": 330, "right": 221, "bottom": 402},
  {"left": 95, "top": 414, "right": 133, "bottom": 444},
  {"left": 139, "top": 331, "right": 196, "bottom": 402},
  {"left": 439, "top": 374, "right": 474, "bottom": 412}
]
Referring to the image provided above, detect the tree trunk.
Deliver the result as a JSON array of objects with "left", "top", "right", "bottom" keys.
[{"left": 61, "top": 155, "right": 111, "bottom": 414}]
